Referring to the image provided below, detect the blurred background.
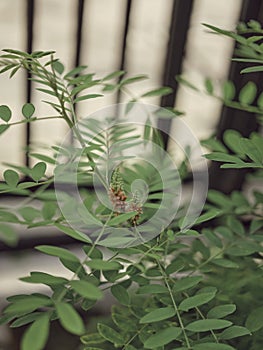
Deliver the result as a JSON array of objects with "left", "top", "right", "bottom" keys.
[
  {"left": 0, "top": 0, "right": 261, "bottom": 348},
  {"left": 0, "top": 0, "right": 244, "bottom": 171}
]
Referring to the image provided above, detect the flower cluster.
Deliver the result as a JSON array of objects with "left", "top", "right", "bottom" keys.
[{"left": 109, "top": 168, "right": 143, "bottom": 225}]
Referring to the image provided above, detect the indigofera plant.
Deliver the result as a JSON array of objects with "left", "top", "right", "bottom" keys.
[{"left": 0, "top": 21, "right": 262, "bottom": 350}]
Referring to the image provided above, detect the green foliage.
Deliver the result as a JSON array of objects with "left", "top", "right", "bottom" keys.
[
  {"left": 0, "top": 20, "right": 262, "bottom": 350},
  {"left": 245, "top": 307, "right": 263, "bottom": 332},
  {"left": 55, "top": 302, "right": 85, "bottom": 335},
  {"left": 0, "top": 105, "right": 12, "bottom": 122},
  {"left": 4, "top": 169, "right": 19, "bottom": 187},
  {"left": 204, "top": 131, "right": 263, "bottom": 169},
  {"left": 185, "top": 319, "right": 233, "bottom": 332},
  {"left": 22, "top": 103, "right": 35, "bottom": 119},
  {"left": 30, "top": 162, "right": 46, "bottom": 182},
  {"left": 21, "top": 313, "right": 50, "bottom": 350},
  {"left": 139, "top": 307, "right": 176, "bottom": 323},
  {"left": 144, "top": 327, "right": 182, "bottom": 348},
  {"left": 97, "top": 323, "right": 125, "bottom": 346}
]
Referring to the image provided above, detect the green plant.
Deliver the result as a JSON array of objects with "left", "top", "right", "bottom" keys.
[{"left": 0, "top": 21, "right": 262, "bottom": 350}]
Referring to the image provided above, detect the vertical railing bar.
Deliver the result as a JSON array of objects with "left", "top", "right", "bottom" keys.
[
  {"left": 71, "top": 0, "right": 85, "bottom": 143},
  {"left": 74, "top": 0, "right": 85, "bottom": 70},
  {"left": 25, "top": 0, "right": 35, "bottom": 167},
  {"left": 116, "top": 0, "right": 132, "bottom": 104},
  {"left": 157, "top": 0, "right": 193, "bottom": 149}
]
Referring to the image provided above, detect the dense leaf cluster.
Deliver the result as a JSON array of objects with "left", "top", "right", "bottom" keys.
[{"left": 0, "top": 21, "right": 262, "bottom": 350}]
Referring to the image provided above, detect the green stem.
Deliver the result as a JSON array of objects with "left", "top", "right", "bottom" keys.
[
  {"left": 54, "top": 212, "right": 114, "bottom": 303},
  {"left": 1, "top": 116, "right": 62, "bottom": 127},
  {"left": 122, "top": 324, "right": 147, "bottom": 349},
  {"left": 39, "top": 57, "right": 109, "bottom": 190},
  {"left": 188, "top": 242, "right": 234, "bottom": 277},
  {"left": 194, "top": 303, "right": 219, "bottom": 343},
  {"left": 0, "top": 179, "right": 53, "bottom": 195},
  {"left": 16, "top": 181, "right": 53, "bottom": 207},
  {"left": 138, "top": 231, "right": 182, "bottom": 264},
  {"left": 57, "top": 74, "right": 111, "bottom": 190},
  {"left": 157, "top": 261, "right": 191, "bottom": 349},
  {"left": 182, "top": 290, "right": 219, "bottom": 343},
  {"left": 210, "top": 92, "right": 263, "bottom": 116}
]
